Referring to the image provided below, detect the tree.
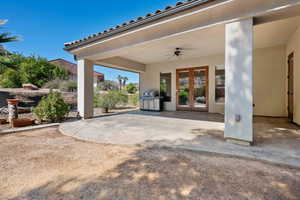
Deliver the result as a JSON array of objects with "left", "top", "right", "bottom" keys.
[
  {"left": 0, "top": 20, "right": 19, "bottom": 44},
  {"left": 19, "top": 56, "right": 67, "bottom": 87},
  {"left": 0, "top": 53, "right": 68, "bottom": 88},
  {"left": 122, "top": 76, "right": 128, "bottom": 88},
  {"left": 117, "top": 75, "right": 123, "bottom": 90},
  {"left": 0, "top": 68, "right": 21, "bottom": 88}
]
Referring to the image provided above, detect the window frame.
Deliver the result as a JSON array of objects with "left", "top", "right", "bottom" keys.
[
  {"left": 215, "top": 65, "right": 225, "bottom": 104},
  {"left": 160, "top": 72, "right": 172, "bottom": 102}
]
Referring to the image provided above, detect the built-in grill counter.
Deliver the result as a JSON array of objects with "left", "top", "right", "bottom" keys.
[{"left": 140, "top": 90, "right": 163, "bottom": 112}]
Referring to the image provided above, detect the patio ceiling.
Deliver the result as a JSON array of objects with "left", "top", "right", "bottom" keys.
[{"left": 102, "top": 15, "right": 300, "bottom": 65}]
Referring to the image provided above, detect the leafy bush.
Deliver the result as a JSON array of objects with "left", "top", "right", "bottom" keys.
[
  {"left": 115, "top": 90, "right": 128, "bottom": 106},
  {"left": 60, "top": 80, "right": 77, "bottom": 92},
  {"left": 0, "top": 68, "right": 21, "bottom": 88},
  {"left": 94, "top": 91, "right": 128, "bottom": 110},
  {"left": 44, "top": 79, "right": 77, "bottom": 92},
  {"left": 94, "top": 92, "right": 118, "bottom": 110},
  {"left": 126, "top": 83, "right": 138, "bottom": 94},
  {"left": 33, "top": 91, "right": 70, "bottom": 122},
  {"left": 129, "top": 93, "right": 139, "bottom": 107},
  {"left": 43, "top": 79, "right": 60, "bottom": 89}
]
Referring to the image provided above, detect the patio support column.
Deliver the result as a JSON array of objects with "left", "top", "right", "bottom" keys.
[
  {"left": 77, "top": 59, "right": 94, "bottom": 119},
  {"left": 224, "top": 18, "right": 253, "bottom": 145}
]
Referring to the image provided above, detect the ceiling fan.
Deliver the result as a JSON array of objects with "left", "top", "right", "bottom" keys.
[{"left": 166, "top": 47, "right": 194, "bottom": 60}]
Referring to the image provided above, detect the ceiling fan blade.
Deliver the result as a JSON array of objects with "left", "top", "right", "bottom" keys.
[{"left": 181, "top": 47, "right": 196, "bottom": 50}]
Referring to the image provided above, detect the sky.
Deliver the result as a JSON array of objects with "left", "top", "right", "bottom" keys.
[{"left": 1, "top": 0, "right": 179, "bottom": 83}]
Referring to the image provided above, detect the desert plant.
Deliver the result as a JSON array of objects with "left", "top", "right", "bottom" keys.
[
  {"left": 60, "top": 80, "right": 77, "bottom": 92},
  {"left": 94, "top": 91, "right": 129, "bottom": 112},
  {"left": 129, "top": 93, "right": 139, "bottom": 107},
  {"left": 115, "top": 90, "right": 128, "bottom": 106},
  {"left": 43, "top": 78, "right": 61, "bottom": 89},
  {"left": 33, "top": 91, "right": 70, "bottom": 122},
  {"left": 94, "top": 92, "right": 118, "bottom": 112},
  {"left": 44, "top": 79, "right": 77, "bottom": 92}
]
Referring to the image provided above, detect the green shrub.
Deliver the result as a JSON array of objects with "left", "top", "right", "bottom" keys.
[
  {"left": 115, "top": 90, "right": 128, "bottom": 106},
  {"left": 129, "top": 93, "right": 139, "bottom": 107},
  {"left": 33, "top": 91, "right": 70, "bottom": 122},
  {"left": 44, "top": 79, "right": 77, "bottom": 92},
  {"left": 94, "top": 92, "right": 118, "bottom": 110},
  {"left": 43, "top": 79, "right": 60, "bottom": 89},
  {"left": 126, "top": 83, "right": 138, "bottom": 94},
  {"left": 94, "top": 91, "right": 129, "bottom": 110},
  {"left": 0, "top": 68, "right": 21, "bottom": 88},
  {"left": 60, "top": 80, "right": 77, "bottom": 92}
]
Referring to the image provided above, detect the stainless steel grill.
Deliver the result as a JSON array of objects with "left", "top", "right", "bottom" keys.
[{"left": 140, "top": 90, "right": 163, "bottom": 111}]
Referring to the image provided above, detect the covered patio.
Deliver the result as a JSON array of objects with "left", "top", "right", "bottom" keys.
[
  {"left": 60, "top": 110, "right": 300, "bottom": 167},
  {"left": 64, "top": 0, "right": 300, "bottom": 145}
]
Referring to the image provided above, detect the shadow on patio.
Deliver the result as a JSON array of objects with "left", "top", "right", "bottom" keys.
[
  {"left": 59, "top": 110, "right": 300, "bottom": 168},
  {"left": 121, "top": 110, "right": 300, "bottom": 146}
]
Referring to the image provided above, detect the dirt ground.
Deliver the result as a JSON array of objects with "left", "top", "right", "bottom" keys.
[{"left": 0, "top": 128, "right": 300, "bottom": 200}]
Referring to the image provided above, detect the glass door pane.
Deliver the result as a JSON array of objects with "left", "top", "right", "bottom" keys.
[
  {"left": 193, "top": 69, "right": 207, "bottom": 108},
  {"left": 178, "top": 71, "right": 190, "bottom": 107}
]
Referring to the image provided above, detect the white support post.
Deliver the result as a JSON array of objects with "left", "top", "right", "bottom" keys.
[
  {"left": 77, "top": 59, "right": 94, "bottom": 119},
  {"left": 224, "top": 18, "right": 253, "bottom": 144}
]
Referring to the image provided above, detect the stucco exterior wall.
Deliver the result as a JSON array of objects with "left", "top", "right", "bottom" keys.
[
  {"left": 253, "top": 45, "right": 287, "bottom": 117},
  {"left": 287, "top": 26, "right": 300, "bottom": 125},
  {"left": 140, "top": 45, "right": 287, "bottom": 117}
]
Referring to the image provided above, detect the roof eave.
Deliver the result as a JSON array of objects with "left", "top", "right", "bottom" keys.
[{"left": 64, "top": 0, "right": 215, "bottom": 52}]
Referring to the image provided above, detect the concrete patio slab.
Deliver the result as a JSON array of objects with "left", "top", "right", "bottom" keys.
[{"left": 59, "top": 111, "right": 300, "bottom": 168}]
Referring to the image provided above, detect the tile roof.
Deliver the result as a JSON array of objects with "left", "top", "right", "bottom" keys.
[{"left": 64, "top": 0, "right": 214, "bottom": 51}]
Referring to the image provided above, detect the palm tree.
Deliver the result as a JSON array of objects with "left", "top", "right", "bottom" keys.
[
  {"left": 117, "top": 75, "right": 123, "bottom": 90},
  {"left": 0, "top": 20, "right": 19, "bottom": 44},
  {"left": 122, "top": 76, "right": 128, "bottom": 88}
]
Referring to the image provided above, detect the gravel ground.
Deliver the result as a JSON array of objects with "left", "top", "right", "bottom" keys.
[{"left": 0, "top": 127, "right": 300, "bottom": 200}]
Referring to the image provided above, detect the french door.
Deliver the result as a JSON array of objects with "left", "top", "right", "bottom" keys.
[{"left": 176, "top": 66, "right": 209, "bottom": 111}]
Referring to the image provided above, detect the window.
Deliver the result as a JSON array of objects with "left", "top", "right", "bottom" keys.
[
  {"left": 160, "top": 73, "right": 172, "bottom": 102},
  {"left": 215, "top": 66, "right": 225, "bottom": 103}
]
